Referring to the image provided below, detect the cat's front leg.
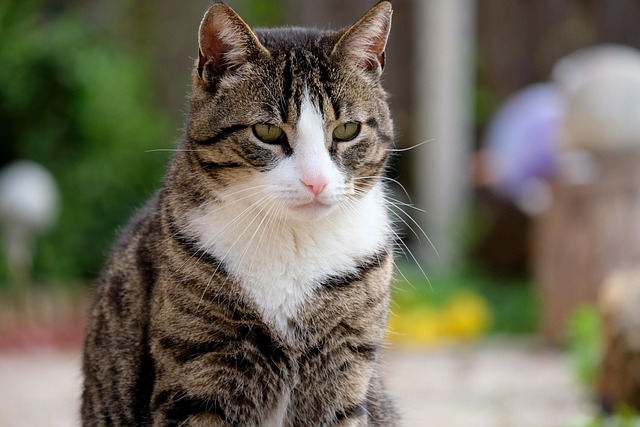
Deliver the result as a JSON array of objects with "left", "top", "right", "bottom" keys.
[
  {"left": 149, "top": 386, "right": 232, "bottom": 427},
  {"left": 149, "top": 377, "right": 276, "bottom": 427},
  {"left": 148, "top": 310, "right": 291, "bottom": 426},
  {"left": 148, "top": 349, "right": 288, "bottom": 427}
]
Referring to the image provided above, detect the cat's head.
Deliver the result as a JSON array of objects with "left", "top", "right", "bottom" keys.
[{"left": 179, "top": 1, "right": 393, "bottom": 221}]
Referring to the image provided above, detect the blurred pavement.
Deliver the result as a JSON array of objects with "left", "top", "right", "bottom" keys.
[
  {"left": 0, "top": 350, "right": 81, "bottom": 427},
  {"left": 0, "top": 339, "right": 592, "bottom": 427},
  {"left": 386, "top": 339, "right": 593, "bottom": 427}
]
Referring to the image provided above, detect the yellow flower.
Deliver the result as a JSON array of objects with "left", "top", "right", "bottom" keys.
[
  {"left": 388, "top": 289, "right": 493, "bottom": 346},
  {"left": 443, "top": 291, "right": 492, "bottom": 339},
  {"left": 388, "top": 307, "right": 446, "bottom": 346}
]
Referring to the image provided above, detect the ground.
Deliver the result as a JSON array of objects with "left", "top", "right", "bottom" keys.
[
  {"left": 385, "top": 339, "right": 593, "bottom": 427},
  {"left": 0, "top": 338, "right": 593, "bottom": 427}
]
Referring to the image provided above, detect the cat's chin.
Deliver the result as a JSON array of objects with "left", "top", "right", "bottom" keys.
[{"left": 289, "top": 200, "right": 334, "bottom": 220}]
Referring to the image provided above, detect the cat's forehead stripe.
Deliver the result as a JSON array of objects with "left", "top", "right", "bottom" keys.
[
  {"left": 279, "top": 50, "right": 294, "bottom": 123},
  {"left": 273, "top": 43, "right": 338, "bottom": 124}
]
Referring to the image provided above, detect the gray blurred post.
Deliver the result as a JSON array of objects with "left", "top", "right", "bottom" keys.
[
  {"left": 414, "top": 0, "right": 476, "bottom": 270},
  {"left": 0, "top": 161, "right": 59, "bottom": 286}
]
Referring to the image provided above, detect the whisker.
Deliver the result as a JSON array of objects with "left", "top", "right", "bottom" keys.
[
  {"left": 217, "top": 184, "right": 272, "bottom": 201},
  {"left": 355, "top": 190, "right": 432, "bottom": 292},
  {"left": 389, "top": 226, "right": 432, "bottom": 290},
  {"left": 175, "top": 193, "right": 272, "bottom": 281},
  {"left": 386, "top": 201, "right": 440, "bottom": 258},
  {"left": 349, "top": 185, "right": 435, "bottom": 256},
  {"left": 383, "top": 196, "right": 426, "bottom": 213},
  {"left": 388, "top": 209, "right": 422, "bottom": 244},
  {"left": 198, "top": 194, "right": 273, "bottom": 252},
  {"left": 393, "top": 265, "right": 415, "bottom": 290},
  {"left": 196, "top": 194, "right": 277, "bottom": 310},
  {"left": 145, "top": 148, "right": 208, "bottom": 153},
  {"left": 385, "top": 139, "right": 434, "bottom": 153},
  {"left": 155, "top": 187, "right": 270, "bottom": 252},
  {"left": 238, "top": 196, "right": 280, "bottom": 263},
  {"left": 352, "top": 176, "right": 413, "bottom": 202},
  {"left": 261, "top": 200, "right": 287, "bottom": 260}
]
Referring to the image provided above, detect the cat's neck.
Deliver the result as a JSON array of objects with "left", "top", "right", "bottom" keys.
[
  {"left": 186, "top": 183, "right": 390, "bottom": 276},
  {"left": 185, "top": 183, "right": 390, "bottom": 337}
]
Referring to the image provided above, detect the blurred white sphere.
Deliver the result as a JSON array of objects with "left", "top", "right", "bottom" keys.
[
  {"left": 552, "top": 44, "right": 640, "bottom": 152},
  {"left": 0, "top": 160, "right": 60, "bottom": 233}
]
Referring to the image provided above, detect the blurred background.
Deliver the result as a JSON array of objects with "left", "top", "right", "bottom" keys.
[{"left": 2, "top": 0, "right": 640, "bottom": 426}]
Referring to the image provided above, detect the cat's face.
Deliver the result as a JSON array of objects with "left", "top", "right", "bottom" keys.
[{"left": 182, "top": 2, "right": 393, "bottom": 221}]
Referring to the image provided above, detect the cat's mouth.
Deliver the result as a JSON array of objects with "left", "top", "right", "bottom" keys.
[{"left": 292, "top": 200, "right": 333, "bottom": 217}]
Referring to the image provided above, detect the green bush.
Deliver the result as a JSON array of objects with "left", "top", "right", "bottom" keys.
[
  {"left": 571, "top": 410, "right": 640, "bottom": 427},
  {"left": 0, "top": 1, "right": 174, "bottom": 283},
  {"left": 393, "top": 263, "right": 537, "bottom": 334},
  {"left": 566, "top": 305, "right": 602, "bottom": 388}
]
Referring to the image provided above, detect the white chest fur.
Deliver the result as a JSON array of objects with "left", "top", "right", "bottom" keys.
[{"left": 187, "top": 185, "right": 389, "bottom": 338}]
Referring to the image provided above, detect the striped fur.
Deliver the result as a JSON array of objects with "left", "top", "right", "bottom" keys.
[{"left": 82, "top": 2, "right": 399, "bottom": 426}]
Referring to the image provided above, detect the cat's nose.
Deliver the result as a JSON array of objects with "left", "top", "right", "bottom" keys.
[{"left": 301, "top": 177, "right": 329, "bottom": 196}]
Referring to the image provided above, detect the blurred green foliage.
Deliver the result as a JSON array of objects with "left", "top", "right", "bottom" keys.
[
  {"left": 564, "top": 307, "right": 640, "bottom": 427},
  {"left": 566, "top": 305, "right": 603, "bottom": 388},
  {"left": 233, "top": 0, "right": 284, "bottom": 27},
  {"left": 0, "top": 0, "right": 173, "bottom": 283},
  {"left": 572, "top": 409, "right": 640, "bottom": 427},
  {"left": 394, "top": 263, "right": 537, "bottom": 334}
]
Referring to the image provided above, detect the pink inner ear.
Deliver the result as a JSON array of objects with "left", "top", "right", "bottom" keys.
[
  {"left": 198, "top": 13, "right": 236, "bottom": 79},
  {"left": 196, "top": 6, "right": 269, "bottom": 81},
  {"left": 365, "top": 35, "right": 387, "bottom": 71},
  {"left": 200, "top": 32, "right": 232, "bottom": 70},
  {"left": 340, "top": 5, "right": 392, "bottom": 73}
]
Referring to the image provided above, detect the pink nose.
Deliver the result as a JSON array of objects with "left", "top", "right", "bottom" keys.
[{"left": 301, "top": 177, "right": 329, "bottom": 196}]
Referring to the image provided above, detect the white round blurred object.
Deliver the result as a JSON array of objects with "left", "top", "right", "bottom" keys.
[
  {"left": 552, "top": 44, "right": 640, "bottom": 152},
  {"left": 0, "top": 160, "right": 60, "bottom": 233}
]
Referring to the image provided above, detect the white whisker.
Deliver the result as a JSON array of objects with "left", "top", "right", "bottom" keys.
[
  {"left": 175, "top": 193, "right": 272, "bottom": 282},
  {"left": 385, "top": 139, "right": 434, "bottom": 153},
  {"left": 388, "top": 226, "right": 432, "bottom": 290},
  {"left": 393, "top": 265, "right": 415, "bottom": 290},
  {"left": 196, "top": 194, "right": 277, "bottom": 310},
  {"left": 388, "top": 208, "right": 422, "bottom": 244},
  {"left": 145, "top": 148, "right": 208, "bottom": 153},
  {"left": 156, "top": 187, "right": 270, "bottom": 254},
  {"left": 352, "top": 175, "right": 413, "bottom": 202},
  {"left": 386, "top": 201, "right": 439, "bottom": 258}
]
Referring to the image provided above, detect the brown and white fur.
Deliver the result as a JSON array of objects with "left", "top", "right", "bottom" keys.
[{"left": 82, "top": 2, "right": 399, "bottom": 426}]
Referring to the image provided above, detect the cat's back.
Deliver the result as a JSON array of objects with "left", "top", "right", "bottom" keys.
[{"left": 82, "top": 196, "right": 161, "bottom": 425}]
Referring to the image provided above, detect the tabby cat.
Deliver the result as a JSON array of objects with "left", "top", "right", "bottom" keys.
[{"left": 82, "top": 2, "right": 399, "bottom": 426}]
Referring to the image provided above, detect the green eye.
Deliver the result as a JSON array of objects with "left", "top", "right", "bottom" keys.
[
  {"left": 253, "top": 124, "right": 285, "bottom": 144},
  {"left": 332, "top": 122, "right": 361, "bottom": 142}
]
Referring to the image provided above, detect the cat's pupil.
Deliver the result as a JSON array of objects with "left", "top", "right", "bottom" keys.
[
  {"left": 253, "top": 123, "right": 285, "bottom": 144},
  {"left": 333, "top": 122, "right": 361, "bottom": 142}
]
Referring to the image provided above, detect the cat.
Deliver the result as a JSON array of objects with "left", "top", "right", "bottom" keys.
[{"left": 81, "top": 2, "right": 399, "bottom": 426}]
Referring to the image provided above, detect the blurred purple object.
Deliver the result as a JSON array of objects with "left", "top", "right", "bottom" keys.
[{"left": 484, "top": 83, "right": 565, "bottom": 202}]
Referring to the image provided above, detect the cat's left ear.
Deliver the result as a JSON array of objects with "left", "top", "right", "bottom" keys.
[{"left": 332, "top": 1, "right": 393, "bottom": 77}]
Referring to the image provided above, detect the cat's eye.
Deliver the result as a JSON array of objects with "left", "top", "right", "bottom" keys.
[
  {"left": 253, "top": 124, "right": 285, "bottom": 144},
  {"left": 332, "top": 122, "right": 361, "bottom": 142}
]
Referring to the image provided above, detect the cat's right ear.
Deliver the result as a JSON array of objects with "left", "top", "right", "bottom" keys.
[{"left": 197, "top": 3, "right": 269, "bottom": 84}]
